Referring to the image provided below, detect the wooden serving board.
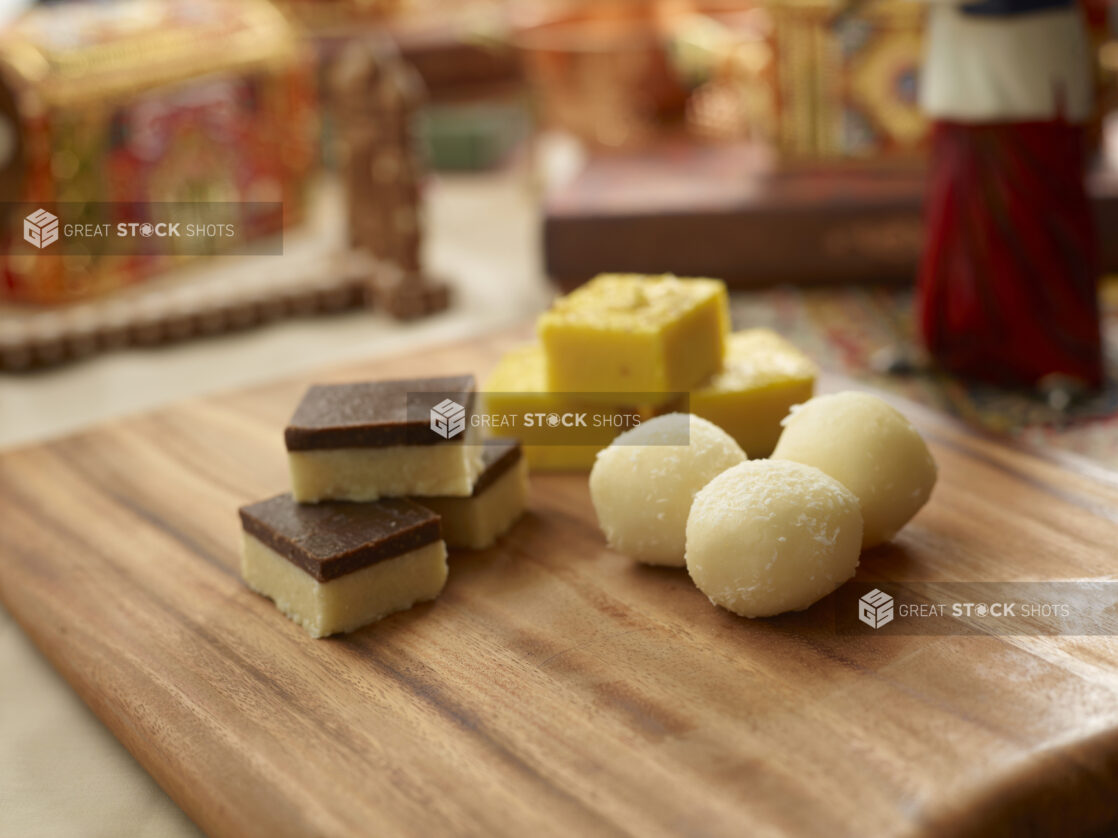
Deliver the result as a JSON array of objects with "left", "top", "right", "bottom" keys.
[{"left": 4, "top": 330, "right": 1118, "bottom": 838}]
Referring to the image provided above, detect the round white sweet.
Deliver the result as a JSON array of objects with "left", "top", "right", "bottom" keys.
[
  {"left": 589, "top": 413, "right": 747, "bottom": 566},
  {"left": 685, "top": 460, "right": 862, "bottom": 617},
  {"left": 772, "top": 391, "right": 937, "bottom": 548}
]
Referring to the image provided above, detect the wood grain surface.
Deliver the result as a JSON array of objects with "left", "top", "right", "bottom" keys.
[{"left": 3, "top": 329, "right": 1118, "bottom": 838}]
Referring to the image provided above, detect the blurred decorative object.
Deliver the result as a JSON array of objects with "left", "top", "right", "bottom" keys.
[
  {"left": 310, "top": 20, "right": 523, "bottom": 177},
  {"left": 767, "top": 0, "right": 926, "bottom": 160},
  {"left": 911, "top": 0, "right": 1101, "bottom": 390},
  {"left": 544, "top": 138, "right": 922, "bottom": 287},
  {"left": 673, "top": 0, "right": 926, "bottom": 159},
  {"left": 331, "top": 34, "right": 423, "bottom": 270},
  {"left": 288, "top": 0, "right": 521, "bottom": 104},
  {"left": 0, "top": 0, "right": 316, "bottom": 304},
  {"left": 0, "top": 250, "right": 369, "bottom": 372},
  {"left": 512, "top": 1, "right": 683, "bottom": 148},
  {"left": 363, "top": 258, "right": 451, "bottom": 319},
  {"left": 1103, "top": 37, "right": 1118, "bottom": 171},
  {"left": 515, "top": 0, "right": 1111, "bottom": 163},
  {"left": 387, "top": 17, "right": 522, "bottom": 103},
  {"left": 330, "top": 34, "right": 450, "bottom": 320},
  {"left": 278, "top": 0, "right": 509, "bottom": 33},
  {"left": 673, "top": 5, "right": 776, "bottom": 142},
  {"left": 421, "top": 98, "right": 529, "bottom": 170},
  {"left": 541, "top": 0, "right": 1118, "bottom": 290},
  {"left": 512, "top": 1, "right": 761, "bottom": 149},
  {"left": 512, "top": 0, "right": 922, "bottom": 158},
  {"left": 543, "top": 137, "right": 1118, "bottom": 289},
  {"left": 274, "top": 0, "right": 404, "bottom": 31}
]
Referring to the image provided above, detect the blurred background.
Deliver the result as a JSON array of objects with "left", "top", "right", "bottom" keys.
[
  {"left": 0, "top": 0, "right": 1115, "bottom": 453},
  {"left": 0, "top": 1, "right": 1115, "bottom": 834}
]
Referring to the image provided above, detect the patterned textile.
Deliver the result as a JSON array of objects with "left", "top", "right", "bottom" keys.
[{"left": 730, "top": 278, "right": 1118, "bottom": 467}]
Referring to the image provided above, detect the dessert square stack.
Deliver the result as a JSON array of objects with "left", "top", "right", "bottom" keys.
[
  {"left": 285, "top": 376, "right": 483, "bottom": 502},
  {"left": 239, "top": 373, "right": 526, "bottom": 637},
  {"left": 482, "top": 273, "right": 816, "bottom": 467},
  {"left": 240, "top": 495, "right": 447, "bottom": 638}
]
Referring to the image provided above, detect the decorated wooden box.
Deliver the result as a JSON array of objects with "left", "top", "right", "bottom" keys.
[
  {"left": 0, "top": 0, "right": 316, "bottom": 304},
  {"left": 767, "top": 0, "right": 927, "bottom": 159}
]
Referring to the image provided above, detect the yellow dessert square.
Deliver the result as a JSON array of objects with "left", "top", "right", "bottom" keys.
[
  {"left": 537, "top": 274, "right": 730, "bottom": 397},
  {"left": 482, "top": 344, "right": 661, "bottom": 471},
  {"left": 689, "top": 329, "right": 817, "bottom": 458}
]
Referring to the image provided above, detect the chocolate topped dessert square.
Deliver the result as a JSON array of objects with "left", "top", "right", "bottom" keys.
[
  {"left": 417, "top": 439, "right": 528, "bottom": 550},
  {"left": 284, "top": 375, "right": 483, "bottom": 502},
  {"left": 469, "top": 438, "right": 522, "bottom": 497},
  {"left": 239, "top": 492, "right": 449, "bottom": 638}
]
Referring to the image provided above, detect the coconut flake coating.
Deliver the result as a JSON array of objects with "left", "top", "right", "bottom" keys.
[
  {"left": 590, "top": 413, "right": 747, "bottom": 566},
  {"left": 772, "top": 391, "right": 937, "bottom": 548},
  {"left": 685, "top": 460, "right": 862, "bottom": 617}
]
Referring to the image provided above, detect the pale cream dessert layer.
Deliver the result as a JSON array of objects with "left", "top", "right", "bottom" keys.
[
  {"left": 238, "top": 494, "right": 447, "bottom": 638},
  {"left": 289, "top": 441, "right": 483, "bottom": 503},
  {"left": 419, "top": 440, "right": 528, "bottom": 550},
  {"left": 285, "top": 375, "right": 482, "bottom": 503}
]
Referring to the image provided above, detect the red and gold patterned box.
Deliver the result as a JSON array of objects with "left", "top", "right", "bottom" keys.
[{"left": 0, "top": 0, "right": 316, "bottom": 304}]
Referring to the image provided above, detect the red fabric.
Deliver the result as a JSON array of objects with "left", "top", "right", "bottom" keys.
[
  {"left": 1079, "top": 0, "right": 1107, "bottom": 28},
  {"left": 917, "top": 120, "right": 1103, "bottom": 388}
]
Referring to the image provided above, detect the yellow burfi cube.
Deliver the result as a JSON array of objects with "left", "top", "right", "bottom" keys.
[
  {"left": 538, "top": 274, "right": 730, "bottom": 397},
  {"left": 482, "top": 344, "right": 661, "bottom": 471},
  {"left": 689, "top": 329, "right": 817, "bottom": 458}
]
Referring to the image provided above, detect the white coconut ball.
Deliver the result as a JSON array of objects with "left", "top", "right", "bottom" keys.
[
  {"left": 589, "top": 413, "right": 747, "bottom": 566},
  {"left": 772, "top": 391, "right": 937, "bottom": 548},
  {"left": 685, "top": 460, "right": 863, "bottom": 617}
]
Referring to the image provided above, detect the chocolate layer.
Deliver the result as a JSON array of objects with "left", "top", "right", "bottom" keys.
[
  {"left": 285, "top": 375, "right": 475, "bottom": 451},
  {"left": 239, "top": 493, "right": 441, "bottom": 582},
  {"left": 469, "top": 439, "right": 522, "bottom": 497}
]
